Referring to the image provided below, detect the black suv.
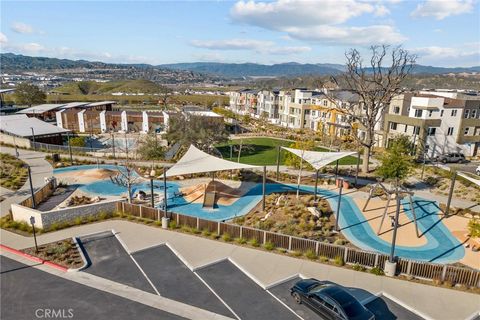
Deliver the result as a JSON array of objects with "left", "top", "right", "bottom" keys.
[{"left": 291, "top": 279, "right": 375, "bottom": 320}]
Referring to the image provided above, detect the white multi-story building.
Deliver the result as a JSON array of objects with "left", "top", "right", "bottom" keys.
[{"left": 384, "top": 91, "right": 480, "bottom": 157}]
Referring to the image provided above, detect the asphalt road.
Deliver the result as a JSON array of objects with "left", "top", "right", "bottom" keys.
[
  {"left": 445, "top": 161, "right": 479, "bottom": 175},
  {"left": 0, "top": 255, "right": 185, "bottom": 320}
]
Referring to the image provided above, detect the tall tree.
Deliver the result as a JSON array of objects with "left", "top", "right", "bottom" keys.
[
  {"left": 376, "top": 135, "right": 413, "bottom": 182},
  {"left": 14, "top": 83, "right": 46, "bottom": 106},
  {"left": 328, "top": 45, "right": 416, "bottom": 173},
  {"left": 165, "top": 115, "right": 229, "bottom": 152},
  {"left": 158, "top": 85, "right": 172, "bottom": 110},
  {"left": 137, "top": 133, "right": 164, "bottom": 160}
]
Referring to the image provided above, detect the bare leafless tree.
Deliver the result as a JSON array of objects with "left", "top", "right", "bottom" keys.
[
  {"left": 113, "top": 134, "right": 141, "bottom": 203},
  {"left": 327, "top": 45, "right": 416, "bottom": 173}
]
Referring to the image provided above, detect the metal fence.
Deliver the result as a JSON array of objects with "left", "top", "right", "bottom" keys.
[{"left": 116, "top": 202, "right": 480, "bottom": 288}]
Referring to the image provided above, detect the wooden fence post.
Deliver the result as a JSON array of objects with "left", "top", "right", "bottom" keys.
[
  {"left": 239, "top": 226, "right": 243, "bottom": 239},
  {"left": 406, "top": 260, "right": 412, "bottom": 275},
  {"left": 157, "top": 209, "right": 160, "bottom": 221},
  {"left": 217, "top": 222, "right": 221, "bottom": 236},
  {"left": 315, "top": 242, "right": 319, "bottom": 255},
  {"left": 343, "top": 247, "right": 349, "bottom": 263},
  {"left": 441, "top": 265, "right": 447, "bottom": 282},
  {"left": 288, "top": 236, "right": 292, "bottom": 251},
  {"left": 139, "top": 205, "right": 143, "bottom": 218},
  {"left": 121, "top": 201, "right": 125, "bottom": 213},
  {"left": 196, "top": 217, "right": 199, "bottom": 230},
  {"left": 374, "top": 254, "right": 379, "bottom": 267},
  {"left": 263, "top": 231, "right": 267, "bottom": 244},
  {"left": 176, "top": 214, "right": 179, "bottom": 225}
]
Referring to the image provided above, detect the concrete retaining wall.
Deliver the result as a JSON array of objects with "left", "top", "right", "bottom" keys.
[
  {"left": 0, "top": 133, "right": 32, "bottom": 148},
  {"left": 11, "top": 199, "right": 121, "bottom": 229}
]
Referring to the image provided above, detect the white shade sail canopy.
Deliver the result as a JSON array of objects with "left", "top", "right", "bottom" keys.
[
  {"left": 282, "top": 147, "right": 357, "bottom": 170},
  {"left": 162, "top": 144, "right": 260, "bottom": 177}
]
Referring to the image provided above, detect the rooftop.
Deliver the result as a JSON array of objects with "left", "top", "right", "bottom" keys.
[
  {"left": 16, "top": 104, "right": 66, "bottom": 114},
  {"left": 0, "top": 114, "right": 70, "bottom": 137}
]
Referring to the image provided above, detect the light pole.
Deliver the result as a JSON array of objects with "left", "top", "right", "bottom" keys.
[
  {"left": 27, "top": 165, "right": 36, "bottom": 209},
  {"left": 67, "top": 132, "right": 73, "bottom": 163},
  {"left": 30, "top": 216, "right": 38, "bottom": 253},
  {"left": 31, "top": 127, "right": 36, "bottom": 151}
]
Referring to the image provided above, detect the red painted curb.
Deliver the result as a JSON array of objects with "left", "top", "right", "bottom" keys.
[{"left": 0, "top": 244, "right": 68, "bottom": 272}]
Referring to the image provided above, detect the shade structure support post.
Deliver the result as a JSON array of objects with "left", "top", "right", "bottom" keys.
[
  {"left": 355, "top": 151, "right": 360, "bottom": 186},
  {"left": 445, "top": 171, "right": 456, "bottom": 217},
  {"left": 111, "top": 132, "right": 116, "bottom": 159},
  {"left": 262, "top": 166, "right": 266, "bottom": 211},
  {"left": 275, "top": 146, "right": 281, "bottom": 181},
  {"left": 163, "top": 168, "right": 168, "bottom": 218},
  {"left": 389, "top": 186, "right": 401, "bottom": 263},
  {"left": 314, "top": 169, "right": 319, "bottom": 203},
  {"left": 296, "top": 151, "right": 305, "bottom": 199},
  {"left": 363, "top": 184, "right": 375, "bottom": 211},
  {"left": 335, "top": 179, "right": 343, "bottom": 231},
  {"left": 150, "top": 178, "right": 155, "bottom": 208},
  {"left": 377, "top": 193, "right": 391, "bottom": 235},
  {"left": 408, "top": 194, "right": 420, "bottom": 238},
  {"left": 335, "top": 159, "right": 339, "bottom": 180}
]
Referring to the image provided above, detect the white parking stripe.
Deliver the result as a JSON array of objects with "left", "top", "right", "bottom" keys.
[
  {"left": 129, "top": 253, "right": 161, "bottom": 296},
  {"left": 194, "top": 271, "right": 242, "bottom": 320},
  {"left": 266, "top": 290, "right": 304, "bottom": 320}
]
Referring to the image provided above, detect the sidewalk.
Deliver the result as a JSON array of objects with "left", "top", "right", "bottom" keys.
[
  {"left": 1, "top": 220, "right": 478, "bottom": 320},
  {"left": 0, "top": 147, "right": 53, "bottom": 216}
]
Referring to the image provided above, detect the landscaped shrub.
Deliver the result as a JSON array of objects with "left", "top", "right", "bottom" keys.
[
  {"left": 249, "top": 238, "right": 260, "bottom": 247},
  {"left": 352, "top": 263, "right": 366, "bottom": 272},
  {"left": 263, "top": 241, "right": 275, "bottom": 251},
  {"left": 201, "top": 228, "right": 211, "bottom": 237},
  {"left": 333, "top": 255, "right": 345, "bottom": 266},
  {"left": 334, "top": 239, "right": 347, "bottom": 246},
  {"left": 154, "top": 220, "right": 162, "bottom": 227},
  {"left": 305, "top": 249, "right": 318, "bottom": 260},
  {"left": 319, "top": 256, "right": 329, "bottom": 263},
  {"left": 235, "top": 237, "right": 247, "bottom": 244},
  {"left": 291, "top": 250, "right": 302, "bottom": 257},
  {"left": 222, "top": 233, "right": 232, "bottom": 242},
  {"left": 74, "top": 217, "right": 83, "bottom": 225},
  {"left": 370, "top": 266, "right": 384, "bottom": 276},
  {"left": 168, "top": 220, "right": 178, "bottom": 229},
  {"left": 49, "top": 222, "right": 60, "bottom": 232}
]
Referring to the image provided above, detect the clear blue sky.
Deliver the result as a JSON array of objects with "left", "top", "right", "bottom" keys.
[{"left": 1, "top": 0, "right": 479, "bottom": 67}]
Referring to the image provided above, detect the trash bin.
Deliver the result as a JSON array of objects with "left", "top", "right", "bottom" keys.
[{"left": 52, "top": 153, "right": 60, "bottom": 162}]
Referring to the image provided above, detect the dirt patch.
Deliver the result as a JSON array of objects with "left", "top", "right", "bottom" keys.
[
  {"left": 22, "top": 238, "right": 83, "bottom": 269},
  {"left": 234, "top": 193, "right": 349, "bottom": 245}
]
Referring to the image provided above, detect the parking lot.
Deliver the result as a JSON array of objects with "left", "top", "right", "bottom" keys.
[
  {"left": 76, "top": 231, "right": 425, "bottom": 320},
  {"left": 0, "top": 229, "right": 428, "bottom": 320}
]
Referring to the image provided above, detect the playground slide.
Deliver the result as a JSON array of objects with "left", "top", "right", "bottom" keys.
[{"left": 203, "top": 191, "right": 216, "bottom": 209}]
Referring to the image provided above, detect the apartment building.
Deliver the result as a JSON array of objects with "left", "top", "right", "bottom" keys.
[
  {"left": 384, "top": 91, "right": 480, "bottom": 157},
  {"left": 228, "top": 88, "right": 355, "bottom": 140}
]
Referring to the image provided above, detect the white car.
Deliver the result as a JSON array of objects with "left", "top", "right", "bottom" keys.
[{"left": 476, "top": 165, "right": 480, "bottom": 176}]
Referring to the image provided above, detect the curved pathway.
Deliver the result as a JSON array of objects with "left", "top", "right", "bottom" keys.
[{"left": 0, "top": 147, "right": 53, "bottom": 216}]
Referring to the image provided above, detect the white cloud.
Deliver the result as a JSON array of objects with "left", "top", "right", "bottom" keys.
[
  {"left": 190, "top": 38, "right": 274, "bottom": 50},
  {"left": 231, "top": 0, "right": 374, "bottom": 28},
  {"left": 411, "top": 43, "right": 480, "bottom": 66},
  {"left": 190, "top": 38, "right": 311, "bottom": 55},
  {"left": 411, "top": 0, "right": 475, "bottom": 20},
  {"left": 11, "top": 22, "right": 34, "bottom": 34},
  {"left": 230, "top": 0, "right": 405, "bottom": 45},
  {"left": 374, "top": 5, "right": 391, "bottom": 16},
  {"left": 285, "top": 25, "right": 406, "bottom": 45},
  {"left": 0, "top": 32, "right": 8, "bottom": 44},
  {"left": 265, "top": 46, "right": 311, "bottom": 55}
]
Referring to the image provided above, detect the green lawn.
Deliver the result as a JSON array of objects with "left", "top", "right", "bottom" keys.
[{"left": 216, "top": 137, "right": 360, "bottom": 166}]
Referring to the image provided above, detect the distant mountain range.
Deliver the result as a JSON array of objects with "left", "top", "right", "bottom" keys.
[{"left": 2, "top": 53, "right": 480, "bottom": 79}]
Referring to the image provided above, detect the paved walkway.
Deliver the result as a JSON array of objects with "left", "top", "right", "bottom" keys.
[
  {"left": 1, "top": 220, "right": 478, "bottom": 320},
  {"left": 0, "top": 147, "right": 53, "bottom": 216}
]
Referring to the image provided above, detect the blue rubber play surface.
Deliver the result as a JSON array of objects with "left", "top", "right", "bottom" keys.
[{"left": 54, "top": 165, "right": 464, "bottom": 263}]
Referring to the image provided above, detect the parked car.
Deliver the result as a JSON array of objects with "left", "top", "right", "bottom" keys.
[
  {"left": 291, "top": 279, "right": 375, "bottom": 320},
  {"left": 476, "top": 165, "right": 480, "bottom": 176},
  {"left": 436, "top": 153, "right": 467, "bottom": 163}
]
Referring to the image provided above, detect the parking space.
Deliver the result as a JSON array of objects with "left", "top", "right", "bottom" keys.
[
  {"left": 0, "top": 256, "right": 186, "bottom": 320},
  {"left": 196, "top": 260, "right": 298, "bottom": 320},
  {"left": 79, "top": 231, "right": 156, "bottom": 294},
  {"left": 131, "top": 245, "right": 234, "bottom": 318},
  {"left": 365, "top": 296, "right": 424, "bottom": 320},
  {"left": 267, "top": 277, "right": 320, "bottom": 320}
]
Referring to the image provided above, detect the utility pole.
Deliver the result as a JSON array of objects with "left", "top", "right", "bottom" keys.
[{"left": 31, "top": 127, "right": 36, "bottom": 151}]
